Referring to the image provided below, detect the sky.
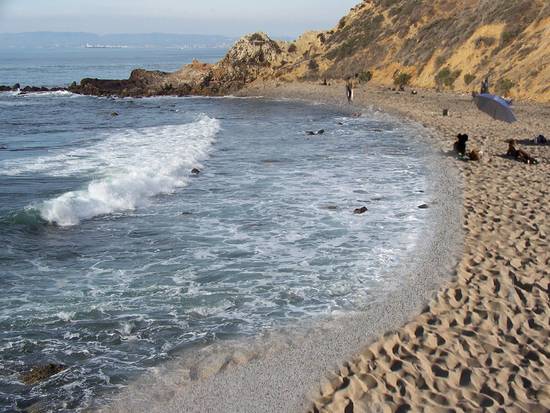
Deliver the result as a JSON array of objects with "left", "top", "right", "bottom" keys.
[{"left": 0, "top": 0, "right": 360, "bottom": 37}]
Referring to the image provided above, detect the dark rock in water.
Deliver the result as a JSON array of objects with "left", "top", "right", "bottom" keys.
[
  {"left": 0, "top": 145, "right": 7, "bottom": 150},
  {"left": 317, "top": 129, "right": 325, "bottom": 135},
  {"left": 337, "top": 121, "right": 344, "bottom": 125},
  {"left": 354, "top": 206, "right": 368, "bottom": 214},
  {"left": 12, "top": 83, "right": 20, "bottom": 90},
  {"left": 418, "top": 204, "right": 429, "bottom": 209},
  {"left": 22, "top": 86, "right": 48, "bottom": 92},
  {"left": 0, "top": 85, "right": 11, "bottom": 92},
  {"left": 305, "top": 131, "right": 315, "bottom": 135},
  {"left": 305, "top": 129, "right": 325, "bottom": 136},
  {"left": 191, "top": 168, "right": 201, "bottom": 175},
  {"left": 111, "top": 112, "right": 119, "bottom": 117},
  {"left": 21, "top": 364, "right": 66, "bottom": 385}
]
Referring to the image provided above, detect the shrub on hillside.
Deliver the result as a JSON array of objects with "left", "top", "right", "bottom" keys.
[
  {"left": 500, "top": 28, "right": 521, "bottom": 47},
  {"left": 308, "top": 60, "right": 319, "bottom": 71},
  {"left": 249, "top": 33, "right": 265, "bottom": 43},
  {"left": 475, "top": 36, "right": 496, "bottom": 48},
  {"left": 495, "top": 78, "right": 514, "bottom": 96},
  {"left": 435, "top": 56, "right": 446, "bottom": 67},
  {"left": 393, "top": 71, "right": 412, "bottom": 88},
  {"left": 463, "top": 73, "right": 475, "bottom": 85},
  {"left": 435, "top": 67, "right": 462, "bottom": 89},
  {"left": 358, "top": 70, "right": 373, "bottom": 83},
  {"left": 288, "top": 44, "right": 297, "bottom": 53}
]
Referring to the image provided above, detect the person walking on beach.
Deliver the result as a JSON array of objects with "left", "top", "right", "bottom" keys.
[{"left": 346, "top": 75, "right": 358, "bottom": 104}]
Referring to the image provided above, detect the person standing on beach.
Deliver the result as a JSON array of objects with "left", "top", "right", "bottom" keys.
[
  {"left": 480, "top": 76, "right": 490, "bottom": 94},
  {"left": 346, "top": 77, "right": 353, "bottom": 103},
  {"left": 346, "top": 75, "right": 358, "bottom": 104}
]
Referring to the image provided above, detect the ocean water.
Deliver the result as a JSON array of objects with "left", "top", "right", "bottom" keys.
[
  {"left": 0, "top": 47, "right": 226, "bottom": 87},
  {"left": 0, "top": 50, "right": 434, "bottom": 412}
]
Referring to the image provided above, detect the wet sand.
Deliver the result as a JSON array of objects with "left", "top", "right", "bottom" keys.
[{"left": 240, "top": 81, "right": 549, "bottom": 412}]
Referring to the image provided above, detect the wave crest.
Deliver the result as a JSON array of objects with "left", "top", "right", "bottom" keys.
[{"left": 38, "top": 115, "right": 220, "bottom": 226}]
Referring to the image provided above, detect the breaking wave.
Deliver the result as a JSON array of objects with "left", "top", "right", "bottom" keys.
[{"left": 35, "top": 115, "right": 220, "bottom": 226}]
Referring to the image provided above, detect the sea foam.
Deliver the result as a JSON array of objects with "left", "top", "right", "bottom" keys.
[{"left": 38, "top": 115, "right": 220, "bottom": 226}]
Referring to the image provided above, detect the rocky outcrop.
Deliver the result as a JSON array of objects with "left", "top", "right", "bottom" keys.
[
  {"left": 0, "top": 84, "right": 67, "bottom": 93},
  {"left": 68, "top": 69, "right": 172, "bottom": 97},
  {"left": 67, "top": 33, "right": 292, "bottom": 97}
]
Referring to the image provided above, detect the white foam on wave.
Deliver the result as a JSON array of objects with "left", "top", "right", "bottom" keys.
[
  {"left": 24, "top": 90, "right": 76, "bottom": 98},
  {"left": 35, "top": 115, "right": 220, "bottom": 226}
]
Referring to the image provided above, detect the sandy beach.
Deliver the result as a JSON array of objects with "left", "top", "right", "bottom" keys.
[{"left": 241, "top": 81, "right": 549, "bottom": 412}]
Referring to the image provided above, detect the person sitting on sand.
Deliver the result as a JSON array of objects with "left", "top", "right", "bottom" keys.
[
  {"left": 506, "top": 139, "right": 538, "bottom": 164},
  {"left": 453, "top": 133, "right": 469, "bottom": 157},
  {"left": 534, "top": 134, "right": 548, "bottom": 145}
]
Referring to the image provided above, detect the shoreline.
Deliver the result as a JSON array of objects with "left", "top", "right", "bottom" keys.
[
  {"left": 243, "top": 81, "right": 549, "bottom": 412},
  {"left": 102, "top": 89, "right": 464, "bottom": 412}
]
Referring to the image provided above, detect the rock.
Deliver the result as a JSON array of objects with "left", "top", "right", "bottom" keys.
[
  {"left": 305, "top": 129, "right": 325, "bottom": 136},
  {"left": 442, "top": 109, "right": 449, "bottom": 116},
  {"left": 0, "top": 145, "right": 7, "bottom": 150},
  {"left": 0, "top": 85, "right": 11, "bottom": 92},
  {"left": 111, "top": 112, "right": 119, "bottom": 117},
  {"left": 418, "top": 204, "right": 429, "bottom": 209},
  {"left": 12, "top": 83, "right": 20, "bottom": 90},
  {"left": 21, "top": 364, "right": 66, "bottom": 385},
  {"left": 191, "top": 168, "right": 201, "bottom": 175},
  {"left": 354, "top": 206, "right": 368, "bottom": 214}
]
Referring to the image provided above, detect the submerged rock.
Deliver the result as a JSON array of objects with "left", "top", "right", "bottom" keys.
[
  {"left": 354, "top": 206, "right": 368, "bottom": 214},
  {"left": 191, "top": 168, "right": 201, "bottom": 175},
  {"left": 418, "top": 204, "right": 429, "bottom": 209},
  {"left": 305, "top": 129, "right": 325, "bottom": 136},
  {"left": 21, "top": 364, "right": 66, "bottom": 385}
]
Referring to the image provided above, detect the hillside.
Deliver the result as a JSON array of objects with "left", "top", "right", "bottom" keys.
[
  {"left": 65, "top": 0, "right": 549, "bottom": 102},
  {"left": 276, "top": 0, "right": 550, "bottom": 102}
]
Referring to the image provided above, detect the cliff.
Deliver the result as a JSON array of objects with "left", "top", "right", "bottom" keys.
[
  {"left": 68, "top": 0, "right": 550, "bottom": 102},
  {"left": 299, "top": 0, "right": 550, "bottom": 102}
]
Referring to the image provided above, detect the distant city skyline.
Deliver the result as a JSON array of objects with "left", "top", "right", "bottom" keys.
[{"left": 0, "top": 0, "right": 360, "bottom": 37}]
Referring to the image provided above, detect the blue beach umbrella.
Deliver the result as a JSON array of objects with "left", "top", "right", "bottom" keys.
[{"left": 473, "top": 93, "right": 517, "bottom": 123}]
